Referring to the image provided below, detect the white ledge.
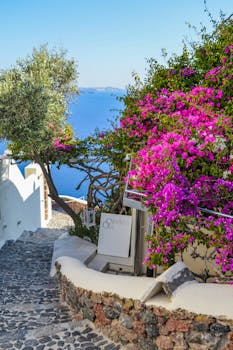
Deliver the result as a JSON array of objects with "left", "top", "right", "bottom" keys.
[
  {"left": 52, "top": 236, "right": 233, "bottom": 320},
  {"left": 56, "top": 255, "right": 164, "bottom": 302},
  {"left": 146, "top": 282, "right": 233, "bottom": 319}
]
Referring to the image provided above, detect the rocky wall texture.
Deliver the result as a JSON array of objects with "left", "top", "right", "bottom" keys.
[{"left": 56, "top": 268, "right": 233, "bottom": 350}]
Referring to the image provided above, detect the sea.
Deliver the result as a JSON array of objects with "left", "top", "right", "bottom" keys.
[{"left": 0, "top": 88, "right": 124, "bottom": 199}]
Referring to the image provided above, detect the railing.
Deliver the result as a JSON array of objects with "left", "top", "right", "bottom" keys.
[
  {"left": 198, "top": 207, "right": 233, "bottom": 219},
  {"left": 123, "top": 166, "right": 233, "bottom": 219},
  {"left": 124, "top": 187, "right": 233, "bottom": 220},
  {"left": 123, "top": 188, "right": 147, "bottom": 211},
  {"left": 123, "top": 159, "right": 148, "bottom": 211}
]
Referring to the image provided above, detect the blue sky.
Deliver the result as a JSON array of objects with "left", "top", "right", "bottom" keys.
[{"left": 0, "top": 0, "right": 232, "bottom": 88}]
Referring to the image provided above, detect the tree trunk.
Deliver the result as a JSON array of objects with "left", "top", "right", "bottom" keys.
[{"left": 35, "top": 158, "right": 79, "bottom": 227}]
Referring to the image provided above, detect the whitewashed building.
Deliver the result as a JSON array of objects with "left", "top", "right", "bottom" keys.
[{"left": 0, "top": 156, "right": 52, "bottom": 248}]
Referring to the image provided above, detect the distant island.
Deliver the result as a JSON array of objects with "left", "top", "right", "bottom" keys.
[{"left": 79, "top": 87, "right": 125, "bottom": 94}]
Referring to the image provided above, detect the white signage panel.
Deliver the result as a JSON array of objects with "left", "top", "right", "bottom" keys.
[{"left": 98, "top": 213, "right": 132, "bottom": 257}]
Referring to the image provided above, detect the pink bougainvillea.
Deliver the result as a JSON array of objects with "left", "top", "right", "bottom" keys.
[
  {"left": 119, "top": 45, "right": 233, "bottom": 277},
  {"left": 54, "top": 137, "right": 72, "bottom": 151},
  {"left": 52, "top": 124, "right": 76, "bottom": 155}
]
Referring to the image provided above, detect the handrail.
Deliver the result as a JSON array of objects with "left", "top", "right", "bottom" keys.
[
  {"left": 124, "top": 188, "right": 233, "bottom": 219},
  {"left": 124, "top": 189, "right": 147, "bottom": 197},
  {"left": 198, "top": 207, "right": 233, "bottom": 219}
]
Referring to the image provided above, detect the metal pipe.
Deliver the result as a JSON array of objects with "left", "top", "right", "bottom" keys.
[
  {"left": 124, "top": 189, "right": 147, "bottom": 197},
  {"left": 198, "top": 207, "right": 233, "bottom": 219}
]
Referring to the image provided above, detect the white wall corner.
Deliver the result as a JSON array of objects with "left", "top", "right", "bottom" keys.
[
  {"left": 0, "top": 160, "right": 52, "bottom": 248},
  {"left": 25, "top": 162, "right": 52, "bottom": 227}
]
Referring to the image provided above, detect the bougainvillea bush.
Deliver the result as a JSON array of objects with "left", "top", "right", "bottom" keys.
[
  {"left": 126, "top": 79, "right": 233, "bottom": 276},
  {"left": 99, "top": 18, "right": 233, "bottom": 280}
]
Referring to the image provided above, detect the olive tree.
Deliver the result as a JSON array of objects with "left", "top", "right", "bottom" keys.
[{"left": 0, "top": 45, "right": 81, "bottom": 226}]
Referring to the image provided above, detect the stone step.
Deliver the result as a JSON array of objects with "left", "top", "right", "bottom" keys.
[
  {"left": 0, "top": 301, "right": 61, "bottom": 313},
  {"left": 0, "top": 221, "right": 123, "bottom": 350},
  {"left": 0, "top": 319, "right": 122, "bottom": 349},
  {"left": 25, "top": 319, "right": 89, "bottom": 339},
  {"left": 87, "top": 254, "right": 109, "bottom": 272}
]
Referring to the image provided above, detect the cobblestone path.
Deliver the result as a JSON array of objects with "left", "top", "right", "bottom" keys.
[{"left": 0, "top": 227, "right": 121, "bottom": 350}]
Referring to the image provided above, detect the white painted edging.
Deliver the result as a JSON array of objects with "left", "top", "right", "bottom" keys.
[
  {"left": 56, "top": 255, "right": 163, "bottom": 302},
  {"left": 146, "top": 282, "right": 233, "bottom": 319},
  {"left": 52, "top": 236, "right": 233, "bottom": 320},
  {"left": 50, "top": 235, "right": 97, "bottom": 276}
]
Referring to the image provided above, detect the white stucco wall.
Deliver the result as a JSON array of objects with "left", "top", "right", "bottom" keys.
[
  {"left": 0, "top": 158, "right": 51, "bottom": 248},
  {"left": 25, "top": 163, "right": 52, "bottom": 227}
]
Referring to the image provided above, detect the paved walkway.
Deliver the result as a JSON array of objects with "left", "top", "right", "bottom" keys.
[{"left": 0, "top": 213, "right": 121, "bottom": 350}]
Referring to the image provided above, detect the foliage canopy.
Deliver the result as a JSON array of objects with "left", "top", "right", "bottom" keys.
[
  {"left": 98, "top": 16, "right": 233, "bottom": 280},
  {"left": 0, "top": 45, "right": 80, "bottom": 226},
  {"left": 0, "top": 45, "right": 78, "bottom": 161}
]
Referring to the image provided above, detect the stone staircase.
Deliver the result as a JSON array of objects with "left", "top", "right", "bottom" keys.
[{"left": 0, "top": 230, "right": 121, "bottom": 350}]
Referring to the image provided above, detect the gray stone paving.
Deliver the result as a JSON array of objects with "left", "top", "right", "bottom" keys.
[{"left": 0, "top": 216, "right": 121, "bottom": 350}]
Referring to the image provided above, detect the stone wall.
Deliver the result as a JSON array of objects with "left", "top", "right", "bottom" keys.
[{"left": 56, "top": 269, "right": 233, "bottom": 350}]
